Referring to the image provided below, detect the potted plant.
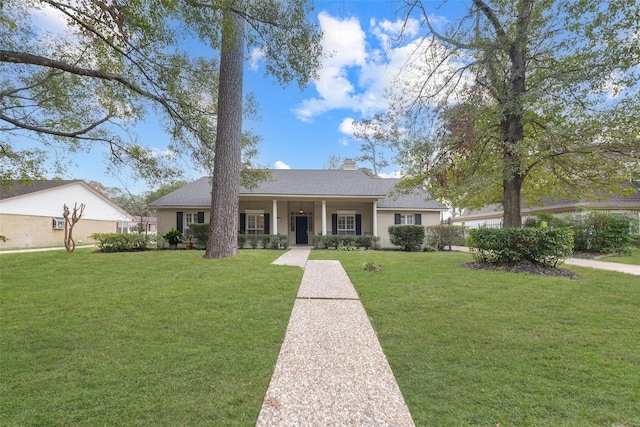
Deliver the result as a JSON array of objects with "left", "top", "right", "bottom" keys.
[
  {"left": 185, "top": 236, "right": 193, "bottom": 250},
  {"left": 163, "top": 229, "right": 183, "bottom": 249}
]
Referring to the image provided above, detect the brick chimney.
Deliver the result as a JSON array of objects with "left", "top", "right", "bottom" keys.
[{"left": 342, "top": 158, "right": 357, "bottom": 170}]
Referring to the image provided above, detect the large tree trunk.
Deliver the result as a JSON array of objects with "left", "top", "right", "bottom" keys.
[
  {"left": 204, "top": 10, "right": 245, "bottom": 259},
  {"left": 502, "top": 170, "right": 523, "bottom": 227},
  {"left": 501, "top": 30, "right": 527, "bottom": 228}
]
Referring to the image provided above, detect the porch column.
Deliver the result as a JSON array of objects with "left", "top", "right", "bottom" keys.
[
  {"left": 372, "top": 201, "right": 378, "bottom": 237},
  {"left": 272, "top": 200, "right": 278, "bottom": 235},
  {"left": 322, "top": 200, "right": 327, "bottom": 235}
]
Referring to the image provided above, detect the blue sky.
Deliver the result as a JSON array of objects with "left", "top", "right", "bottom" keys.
[{"left": 29, "top": 0, "right": 467, "bottom": 194}]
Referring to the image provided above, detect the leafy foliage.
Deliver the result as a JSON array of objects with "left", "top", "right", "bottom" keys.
[
  {"left": 467, "top": 227, "right": 574, "bottom": 267},
  {"left": 424, "top": 225, "right": 466, "bottom": 250},
  {"left": 388, "top": 225, "right": 426, "bottom": 251},
  {"left": 572, "top": 212, "right": 639, "bottom": 254},
  {"left": 90, "top": 233, "right": 152, "bottom": 252},
  {"left": 312, "top": 234, "right": 380, "bottom": 250},
  {"left": 162, "top": 229, "right": 184, "bottom": 245},
  {"left": 363, "top": 262, "right": 383, "bottom": 272},
  {"left": 391, "top": 0, "right": 639, "bottom": 226}
]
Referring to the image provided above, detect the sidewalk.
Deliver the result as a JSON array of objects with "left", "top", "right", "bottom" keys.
[
  {"left": 257, "top": 249, "right": 414, "bottom": 426},
  {"left": 0, "top": 245, "right": 96, "bottom": 255}
]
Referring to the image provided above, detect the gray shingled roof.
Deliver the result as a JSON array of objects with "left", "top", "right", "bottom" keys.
[
  {"left": 377, "top": 188, "right": 448, "bottom": 210},
  {"left": 148, "top": 170, "right": 447, "bottom": 210},
  {"left": 454, "top": 182, "right": 640, "bottom": 220}
]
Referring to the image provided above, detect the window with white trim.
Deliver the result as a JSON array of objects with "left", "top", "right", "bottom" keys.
[
  {"left": 246, "top": 213, "right": 265, "bottom": 235},
  {"left": 399, "top": 214, "right": 414, "bottom": 225},
  {"left": 337, "top": 214, "right": 355, "bottom": 235},
  {"left": 184, "top": 212, "right": 198, "bottom": 238},
  {"left": 116, "top": 221, "right": 130, "bottom": 234},
  {"left": 52, "top": 217, "right": 65, "bottom": 229}
]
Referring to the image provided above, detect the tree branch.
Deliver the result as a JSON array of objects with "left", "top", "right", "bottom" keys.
[{"left": 0, "top": 111, "right": 112, "bottom": 138}]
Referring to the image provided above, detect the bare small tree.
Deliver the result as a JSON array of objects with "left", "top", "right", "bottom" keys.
[{"left": 63, "top": 203, "right": 86, "bottom": 253}]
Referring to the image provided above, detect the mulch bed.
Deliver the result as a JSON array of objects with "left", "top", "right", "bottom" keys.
[{"left": 463, "top": 260, "right": 578, "bottom": 279}]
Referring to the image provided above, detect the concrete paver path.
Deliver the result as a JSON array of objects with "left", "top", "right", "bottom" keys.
[{"left": 258, "top": 252, "right": 414, "bottom": 426}]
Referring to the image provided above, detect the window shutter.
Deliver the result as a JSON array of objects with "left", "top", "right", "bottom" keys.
[
  {"left": 415, "top": 213, "right": 422, "bottom": 225},
  {"left": 239, "top": 213, "right": 246, "bottom": 233},
  {"left": 176, "top": 212, "right": 184, "bottom": 233},
  {"left": 332, "top": 214, "right": 338, "bottom": 235},
  {"left": 394, "top": 213, "right": 401, "bottom": 225},
  {"left": 355, "top": 214, "right": 362, "bottom": 235},
  {"left": 264, "top": 213, "right": 270, "bottom": 234},
  {"left": 197, "top": 211, "right": 205, "bottom": 223}
]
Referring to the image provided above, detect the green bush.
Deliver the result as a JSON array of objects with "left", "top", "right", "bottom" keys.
[
  {"left": 312, "top": 235, "right": 380, "bottom": 249},
  {"left": 573, "top": 212, "right": 638, "bottom": 254},
  {"left": 467, "top": 227, "right": 574, "bottom": 267},
  {"left": 388, "top": 225, "right": 425, "bottom": 251},
  {"left": 188, "top": 223, "right": 210, "bottom": 247},
  {"left": 424, "top": 225, "right": 467, "bottom": 250},
  {"left": 90, "top": 233, "right": 152, "bottom": 253},
  {"left": 242, "top": 234, "right": 289, "bottom": 249}
]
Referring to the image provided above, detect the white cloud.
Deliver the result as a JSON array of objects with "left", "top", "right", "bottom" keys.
[
  {"left": 294, "top": 11, "right": 462, "bottom": 124},
  {"left": 249, "top": 47, "right": 264, "bottom": 71},
  {"left": 274, "top": 160, "right": 291, "bottom": 169},
  {"left": 379, "top": 170, "right": 402, "bottom": 178},
  {"left": 294, "top": 12, "right": 370, "bottom": 121},
  {"left": 338, "top": 117, "right": 357, "bottom": 135}
]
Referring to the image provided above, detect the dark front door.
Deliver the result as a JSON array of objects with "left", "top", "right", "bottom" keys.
[{"left": 295, "top": 216, "right": 308, "bottom": 245}]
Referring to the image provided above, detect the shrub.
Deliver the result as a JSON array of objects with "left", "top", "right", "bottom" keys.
[
  {"left": 237, "top": 233, "right": 246, "bottom": 248},
  {"left": 363, "top": 262, "right": 383, "bottom": 272},
  {"left": 388, "top": 225, "right": 425, "bottom": 251},
  {"left": 424, "top": 225, "right": 467, "bottom": 250},
  {"left": 162, "top": 229, "right": 183, "bottom": 245},
  {"left": 573, "top": 212, "right": 638, "bottom": 254},
  {"left": 260, "top": 234, "right": 272, "bottom": 249},
  {"left": 467, "top": 227, "right": 573, "bottom": 267},
  {"left": 188, "top": 223, "right": 210, "bottom": 247},
  {"left": 90, "top": 233, "right": 152, "bottom": 253},
  {"left": 311, "top": 235, "right": 380, "bottom": 249}
]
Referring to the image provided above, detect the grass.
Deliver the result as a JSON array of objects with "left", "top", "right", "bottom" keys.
[
  {"left": 310, "top": 250, "right": 640, "bottom": 426},
  {"left": 1, "top": 249, "right": 302, "bottom": 426},
  {"left": 3, "top": 249, "right": 639, "bottom": 426},
  {"left": 600, "top": 248, "right": 640, "bottom": 265}
]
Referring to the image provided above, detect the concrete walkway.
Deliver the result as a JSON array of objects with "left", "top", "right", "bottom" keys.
[{"left": 257, "top": 249, "right": 414, "bottom": 426}]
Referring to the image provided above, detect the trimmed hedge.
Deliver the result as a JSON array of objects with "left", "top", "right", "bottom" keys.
[
  {"left": 572, "top": 212, "right": 639, "bottom": 254},
  {"left": 424, "top": 225, "right": 467, "bottom": 250},
  {"left": 90, "top": 233, "right": 152, "bottom": 253},
  {"left": 312, "top": 234, "right": 380, "bottom": 249},
  {"left": 526, "top": 211, "right": 639, "bottom": 254},
  {"left": 388, "top": 225, "right": 425, "bottom": 251},
  {"left": 245, "top": 234, "right": 289, "bottom": 249},
  {"left": 467, "top": 227, "right": 574, "bottom": 267},
  {"left": 189, "top": 224, "right": 289, "bottom": 249}
]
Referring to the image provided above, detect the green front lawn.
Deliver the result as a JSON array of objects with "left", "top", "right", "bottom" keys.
[
  {"left": 2, "top": 249, "right": 638, "bottom": 425},
  {"left": 1, "top": 249, "right": 301, "bottom": 425},
  {"left": 600, "top": 248, "right": 640, "bottom": 265},
  {"left": 311, "top": 250, "right": 640, "bottom": 426}
]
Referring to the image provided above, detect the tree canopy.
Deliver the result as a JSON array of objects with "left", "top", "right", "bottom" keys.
[
  {"left": 391, "top": 0, "right": 639, "bottom": 226},
  {"left": 0, "top": 1, "right": 319, "bottom": 189}
]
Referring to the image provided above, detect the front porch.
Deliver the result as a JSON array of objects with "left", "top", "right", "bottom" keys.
[{"left": 239, "top": 198, "right": 380, "bottom": 247}]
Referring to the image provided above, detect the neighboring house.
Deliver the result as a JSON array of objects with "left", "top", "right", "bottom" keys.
[
  {"left": 0, "top": 180, "right": 136, "bottom": 248},
  {"left": 451, "top": 182, "right": 640, "bottom": 228},
  {"left": 149, "top": 162, "right": 448, "bottom": 247}
]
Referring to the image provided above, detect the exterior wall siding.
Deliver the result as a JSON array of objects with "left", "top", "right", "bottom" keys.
[
  {"left": 155, "top": 205, "right": 444, "bottom": 249},
  {"left": 0, "top": 213, "right": 117, "bottom": 248},
  {"left": 376, "top": 211, "right": 441, "bottom": 248}
]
